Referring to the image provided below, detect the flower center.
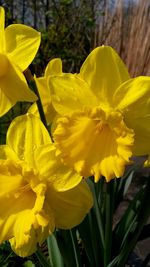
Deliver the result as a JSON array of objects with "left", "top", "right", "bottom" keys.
[
  {"left": 0, "top": 53, "right": 9, "bottom": 77},
  {"left": 2, "top": 160, "right": 46, "bottom": 212},
  {"left": 54, "top": 107, "right": 134, "bottom": 182}
]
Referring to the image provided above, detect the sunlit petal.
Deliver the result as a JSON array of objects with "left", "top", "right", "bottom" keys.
[
  {"left": 0, "top": 159, "right": 54, "bottom": 257},
  {"left": 79, "top": 46, "right": 130, "bottom": 108},
  {"left": 6, "top": 114, "right": 51, "bottom": 167},
  {"left": 9, "top": 187, "right": 54, "bottom": 257},
  {"left": 0, "top": 178, "right": 35, "bottom": 244},
  {"left": 49, "top": 73, "right": 98, "bottom": 115},
  {"left": 0, "top": 88, "right": 15, "bottom": 117},
  {"left": 125, "top": 115, "right": 150, "bottom": 156},
  {"left": 113, "top": 76, "right": 150, "bottom": 112},
  {"left": 46, "top": 180, "right": 93, "bottom": 229},
  {"left": 45, "top": 58, "right": 62, "bottom": 78},
  {"left": 35, "top": 144, "right": 82, "bottom": 191},
  {"left": 5, "top": 24, "right": 41, "bottom": 71},
  {"left": 0, "top": 145, "right": 19, "bottom": 160},
  {"left": 35, "top": 77, "right": 51, "bottom": 101},
  {"left": 115, "top": 77, "right": 150, "bottom": 157},
  {"left": 0, "top": 160, "right": 25, "bottom": 197},
  {"left": 9, "top": 208, "right": 54, "bottom": 257},
  {"left": 0, "top": 58, "right": 37, "bottom": 103}
]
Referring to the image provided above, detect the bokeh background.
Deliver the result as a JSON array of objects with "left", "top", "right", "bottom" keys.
[{"left": 1, "top": 0, "right": 149, "bottom": 76}]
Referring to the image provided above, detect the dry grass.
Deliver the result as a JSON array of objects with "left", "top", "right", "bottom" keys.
[{"left": 94, "top": 0, "right": 150, "bottom": 77}]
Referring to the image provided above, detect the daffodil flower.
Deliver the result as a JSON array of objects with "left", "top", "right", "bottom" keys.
[
  {"left": 0, "top": 113, "right": 93, "bottom": 257},
  {"left": 0, "top": 6, "right": 40, "bottom": 116},
  {"left": 49, "top": 45, "right": 150, "bottom": 182},
  {"left": 28, "top": 58, "right": 62, "bottom": 124}
]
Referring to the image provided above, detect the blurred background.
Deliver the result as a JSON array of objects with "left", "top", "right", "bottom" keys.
[{"left": 0, "top": 0, "right": 149, "bottom": 76}]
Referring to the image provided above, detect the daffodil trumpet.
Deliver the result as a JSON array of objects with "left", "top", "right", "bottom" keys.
[
  {"left": 49, "top": 46, "right": 150, "bottom": 182},
  {"left": 0, "top": 114, "right": 93, "bottom": 257}
]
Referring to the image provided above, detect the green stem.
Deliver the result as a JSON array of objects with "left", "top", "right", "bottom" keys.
[
  {"left": 47, "top": 234, "right": 64, "bottom": 267},
  {"left": 69, "top": 230, "right": 82, "bottom": 267},
  {"left": 87, "top": 179, "right": 105, "bottom": 250},
  {"left": 29, "top": 79, "right": 48, "bottom": 130},
  {"left": 24, "top": 68, "right": 48, "bottom": 130},
  {"left": 104, "top": 180, "right": 115, "bottom": 267}
]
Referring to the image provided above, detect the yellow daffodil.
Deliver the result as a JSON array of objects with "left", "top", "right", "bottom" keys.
[
  {"left": 28, "top": 58, "right": 62, "bottom": 124},
  {"left": 0, "top": 6, "right": 40, "bottom": 117},
  {"left": 0, "top": 114, "right": 93, "bottom": 257},
  {"left": 49, "top": 45, "right": 150, "bottom": 182}
]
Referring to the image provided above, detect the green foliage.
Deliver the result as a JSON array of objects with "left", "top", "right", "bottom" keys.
[
  {"left": 32, "top": 0, "right": 95, "bottom": 76},
  {"left": 0, "top": 242, "right": 26, "bottom": 267}
]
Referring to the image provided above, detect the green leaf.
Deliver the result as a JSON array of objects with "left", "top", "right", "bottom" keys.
[
  {"left": 115, "top": 176, "right": 150, "bottom": 266},
  {"left": 78, "top": 214, "right": 97, "bottom": 267},
  {"left": 47, "top": 233, "right": 64, "bottom": 267},
  {"left": 55, "top": 229, "right": 82, "bottom": 267},
  {"left": 77, "top": 178, "right": 105, "bottom": 267},
  {"left": 113, "top": 184, "right": 145, "bottom": 251},
  {"left": 104, "top": 180, "right": 116, "bottom": 267}
]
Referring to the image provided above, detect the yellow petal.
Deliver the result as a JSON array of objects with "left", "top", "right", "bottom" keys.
[
  {"left": 9, "top": 183, "right": 54, "bottom": 257},
  {"left": 35, "top": 77, "right": 50, "bottom": 100},
  {"left": 6, "top": 114, "right": 51, "bottom": 167},
  {"left": 49, "top": 74, "right": 98, "bottom": 115},
  {"left": 125, "top": 115, "right": 150, "bottom": 156},
  {"left": 28, "top": 101, "right": 57, "bottom": 125},
  {"left": 54, "top": 108, "right": 134, "bottom": 182},
  {"left": 46, "top": 180, "right": 93, "bottom": 229},
  {"left": 0, "top": 7, "right": 5, "bottom": 51},
  {"left": 0, "top": 89, "right": 15, "bottom": 117},
  {"left": 0, "top": 145, "right": 19, "bottom": 160},
  {"left": 0, "top": 159, "right": 25, "bottom": 197},
  {"left": 0, "top": 179, "right": 35, "bottom": 243},
  {"left": 0, "top": 53, "right": 9, "bottom": 77},
  {"left": 0, "top": 160, "right": 55, "bottom": 257},
  {"left": 115, "top": 77, "right": 150, "bottom": 156},
  {"left": 114, "top": 76, "right": 150, "bottom": 112},
  {"left": 10, "top": 207, "right": 54, "bottom": 257},
  {"left": 45, "top": 58, "right": 62, "bottom": 78},
  {"left": 0, "top": 57, "right": 37, "bottom": 103},
  {"left": 5, "top": 24, "right": 41, "bottom": 71},
  {"left": 79, "top": 46, "right": 130, "bottom": 108},
  {"left": 35, "top": 144, "right": 82, "bottom": 191},
  {"left": 9, "top": 211, "right": 37, "bottom": 257}
]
